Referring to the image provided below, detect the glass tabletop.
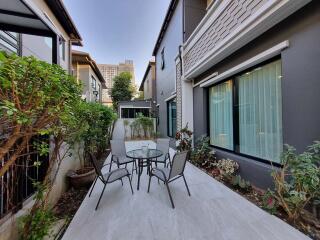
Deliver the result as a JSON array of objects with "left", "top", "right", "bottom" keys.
[{"left": 126, "top": 148, "right": 163, "bottom": 159}]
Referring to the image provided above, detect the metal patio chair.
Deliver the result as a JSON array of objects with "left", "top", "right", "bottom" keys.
[
  {"left": 88, "top": 153, "right": 133, "bottom": 210},
  {"left": 150, "top": 138, "right": 171, "bottom": 168},
  {"left": 110, "top": 140, "right": 137, "bottom": 178},
  {"left": 147, "top": 151, "right": 191, "bottom": 209}
]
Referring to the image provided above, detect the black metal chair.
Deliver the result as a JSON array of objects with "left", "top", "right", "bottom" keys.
[
  {"left": 148, "top": 151, "right": 191, "bottom": 209},
  {"left": 88, "top": 153, "right": 134, "bottom": 210},
  {"left": 150, "top": 138, "right": 171, "bottom": 168},
  {"left": 109, "top": 140, "right": 137, "bottom": 178}
]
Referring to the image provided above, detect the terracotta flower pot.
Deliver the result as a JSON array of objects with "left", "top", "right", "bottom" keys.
[{"left": 67, "top": 167, "right": 96, "bottom": 189}]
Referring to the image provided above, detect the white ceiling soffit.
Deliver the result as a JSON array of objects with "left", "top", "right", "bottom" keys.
[{"left": 0, "top": 0, "right": 58, "bottom": 36}]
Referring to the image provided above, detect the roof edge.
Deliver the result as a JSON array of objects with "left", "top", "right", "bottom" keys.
[{"left": 152, "top": 0, "right": 178, "bottom": 56}]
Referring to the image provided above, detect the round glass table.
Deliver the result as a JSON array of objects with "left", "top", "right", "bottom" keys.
[{"left": 126, "top": 149, "right": 163, "bottom": 190}]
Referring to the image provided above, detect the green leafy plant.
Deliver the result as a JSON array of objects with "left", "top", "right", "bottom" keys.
[
  {"left": 269, "top": 142, "right": 320, "bottom": 223},
  {"left": 130, "top": 114, "right": 154, "bottom": 139},
  {"left": 75, "top": 102, "right": 116, "bottom": 159},
  {"left": 231, "top": 175, "right": 251, "bottom": 192},
  {"left": 110, "top": 72, "right": 134, "bottom": 110},
  {"left": 19, "top": 182, "right": 56, "bottom": 240},
  {"left": 0, "top": 52, "right": 82, "bottom": 177},
  {"left": 175, "top": 124, "right": 193, "bottom": 152},
  {"left": 262, "top": 190, "right": 278, "bottom": 215},
  {"left": 190, "top": 136, "right": 216, "bottom": 168}
]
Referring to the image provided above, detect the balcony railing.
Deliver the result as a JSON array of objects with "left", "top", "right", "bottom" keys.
[{"left": 182, "top": 0, "right": 310, "bottom": 80}]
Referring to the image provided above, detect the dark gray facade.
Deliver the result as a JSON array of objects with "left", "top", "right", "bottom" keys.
[
  {"left": 155, "top": 0, "right": 183, "bottom": 138},
  {"left": 154, "top": 0, "right": 207, "bottom": 138},
  {"left": 193, "top": 1, "right": 320, "bottom": 189}
]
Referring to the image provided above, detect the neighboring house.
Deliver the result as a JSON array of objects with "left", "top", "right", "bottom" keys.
[
  {"left": 98, "top": 60, "right": 136, "bottom": 107},
  {"left": 139, "top": 60, "right": 156, "bottom": 115},
  {"left": 0, "top": 0, "right": 82, "bottom": 72},
  {"left": 118, "top": 100, "right": 152, "bottom": 119},
  {"left": 171, "top": 0, "right": 320, "bottom": 189},
  {"left": 153, "top": 0, "right": 207, "bottom": 139},
  {"left": 72, "top": 50, "right": 107, "bottom": 103},
  {"left": 0, "top": 1, "right": 82, "bottom": 239}
]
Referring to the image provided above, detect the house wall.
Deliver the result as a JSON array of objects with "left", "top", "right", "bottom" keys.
[
  {"left": 73, "top": 64, "right": 102, "bottom": 103},
  {"left": 0, "top": 2, "right": 78, "bottom": 239},
  {"left": 183, "top": 0, "right": 207, "bottom": 41},
  {"left": 21, "top": 0, "right": 72, "bottom": 71},
  {"left": 143, "top": 68, "right": 153, "bottom": 100},
  {"left": 155, "top": 0, "right": 183, "bottom": 138},
  {"left": 193, "top": 1, "right": 320, "bottom": 189}
]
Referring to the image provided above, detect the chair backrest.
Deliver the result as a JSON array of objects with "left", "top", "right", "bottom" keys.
[
  {"left": 110, "top": 140, "right": 126, "bottom": 157},
  {"left": 169, "top": 151, "right": 189, "bottom": 179},
  {"left": 88, "top": 152, "right": 103, "bottom": 179},
  {"left": 156, "top": 138, "right": 170, "bottom": 155}
]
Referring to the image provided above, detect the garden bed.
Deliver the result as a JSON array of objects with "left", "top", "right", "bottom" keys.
[{"left": 198, "top": 165, "right": 320, "bottom": 240}]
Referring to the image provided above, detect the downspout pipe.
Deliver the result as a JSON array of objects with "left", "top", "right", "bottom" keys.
[{"left": 178, "top": 45, "right": 183, "bottom": 76}]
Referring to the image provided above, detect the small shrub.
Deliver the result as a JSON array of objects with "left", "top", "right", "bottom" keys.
[
  {"left": 19, "top": 182, "right": 56, "bottom": 240},
  {"left": 269, "top": 142, "right": 320, "bottom": 223},
  {"left": 190, "top": 136, "right": 216, "bottom": 168},
  {"left": 262, "top": 190, "right": 278, "bottom": 215},
  {"left": 214, "top": 158, "right": 239, "bottom": 177},
  {"left": 175, "top": 124, "right": 193, "bottom": 152},
  {"left": 231, "top": 175, "right": 251, "bottom": 192}
]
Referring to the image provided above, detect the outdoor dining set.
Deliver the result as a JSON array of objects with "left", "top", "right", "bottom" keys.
[{"left": 88, "top": 139, "right": 191, "bottom": 210}]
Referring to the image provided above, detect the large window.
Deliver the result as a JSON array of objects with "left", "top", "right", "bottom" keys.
[
  {"left": 167, "top": 99, "right": 176, "bottom": 137},
  {"left": 237, "top": 60, "right": 283, "bottom": 162},
  {"left": 209, "top": 59, "right": 283, "bottom": 163},
  {"left": 209, "top": 80, "right": 233, "bottom": 149}
]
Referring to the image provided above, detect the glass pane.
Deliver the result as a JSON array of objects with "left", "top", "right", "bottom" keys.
[
  {"left": 237, "top": 60, "right": 283, "bottom": 163},
  {"left": 168, "top": 99, "right": 176, "bottom": 137},
  {"left": 209, "top": 80, "right": 233, "bottom": 149}
]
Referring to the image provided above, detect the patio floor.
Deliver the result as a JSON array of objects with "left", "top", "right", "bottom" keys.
[{"left": 62, "top": 140, "right": 310, "bottom": 240}]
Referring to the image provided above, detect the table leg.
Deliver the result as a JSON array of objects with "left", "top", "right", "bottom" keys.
[{"left": 137, "top": 159, "right": 141, "bottom": 190}]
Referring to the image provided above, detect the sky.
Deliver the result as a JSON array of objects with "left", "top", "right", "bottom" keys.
[{"left": 63, "top": 0, "right": 171, "bottom": 87}]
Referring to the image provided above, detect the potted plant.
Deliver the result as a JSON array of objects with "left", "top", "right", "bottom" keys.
[{"left": 67, "top": 102, "right": 116, "bottom": 189}]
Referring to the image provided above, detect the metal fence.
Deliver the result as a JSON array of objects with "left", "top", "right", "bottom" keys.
[{"left": 0, "top": 138, "right": 49, "bottom": 219}]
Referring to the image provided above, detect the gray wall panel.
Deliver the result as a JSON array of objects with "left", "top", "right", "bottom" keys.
[
  {"left": 192, "top": 1, "right": 320, "bottom": 188},
  {"left": 155, "top": 0, "right": 183, "bottom": 137}
]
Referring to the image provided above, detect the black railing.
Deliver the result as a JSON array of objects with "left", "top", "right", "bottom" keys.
[{"left": 0, "top": 138, "right": 49, "bottom": 219}]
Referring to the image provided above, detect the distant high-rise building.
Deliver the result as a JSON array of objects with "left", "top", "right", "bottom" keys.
[{"left": 98, "top": 60, "right": 135, "bottom": 106}]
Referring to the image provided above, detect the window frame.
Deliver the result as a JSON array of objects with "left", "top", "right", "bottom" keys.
[
  {"left": 167, "top": 98, "right": 177, "bottom": 138},
  {"left": 161, "top": 47, "right": 165, "bottom": 70},
  {"left": 59, "top": 36, "right": 66, "bottom": 61},
  {"left": 207, "top": 56, "right": 283, "bottom": 167}
]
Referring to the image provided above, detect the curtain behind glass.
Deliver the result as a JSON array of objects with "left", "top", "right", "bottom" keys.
[
  {"left": 237, "top": 60, "right": 283, "bottom": 163},
  {"left": 168, "top": 99, "right": 176, "bottom": 137},
  {"left": 209, "top": 80, "right": 233, "bottom": 149}
]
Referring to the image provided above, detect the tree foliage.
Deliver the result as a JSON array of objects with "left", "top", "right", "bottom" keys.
[
  {"left": 110, "top": 72, "right": 133, "bottom": 110},
  {"left": 0, "top": 52, "right": 82, "bottom": 177}
]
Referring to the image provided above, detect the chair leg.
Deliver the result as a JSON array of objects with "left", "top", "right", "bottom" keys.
[
  {"left": 127, "top": 176, "right": 134, "bottom": 195},
  {"left": 95, "top": 184, "right": 107, "bottom": 210},
  {"left": 182, "top": 175, "right": 191, "bottom": 196},
  {"left": 131, "top": 162, "right": 134, "bottom": 181},
  {"left": 117, "top": 163, "right": 123, "bottom": 186},
  {"left": 147, "top": 175, "right": 152, "bottom": 193},
  {"left": 165, "top": 182, "right": 175, "bottom": 209},
  {"left": 109, "top": 161, "right": 113, "bottom": 172},
  {"left": 89, "top": 176, "right": 98, "bottom": 197}
]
